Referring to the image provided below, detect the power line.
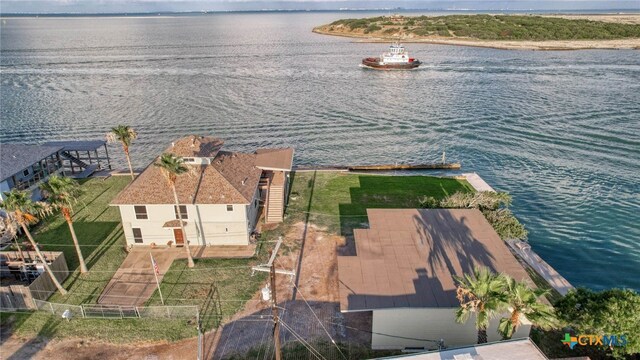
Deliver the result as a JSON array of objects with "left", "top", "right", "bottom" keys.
[
  {"left": 279, "top": 319, "right": 326, "bottom": 360},
  {"left": 326, "top": 320, "right": 442, "bottom": 343},
  {"left": 276, "top": 258, "right": 347, "bottom": 360}
]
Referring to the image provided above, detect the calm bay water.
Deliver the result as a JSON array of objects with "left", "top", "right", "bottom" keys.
[{"left": 1, "top": 13, "right": 639, "bottom": 291}]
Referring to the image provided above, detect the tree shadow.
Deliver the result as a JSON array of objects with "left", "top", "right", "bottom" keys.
[
  {"left": 291, "top": 170, "right": 316, "bottom": 301},
  {"left": 6, "top": 315, "right": 61, "bottom": 360},
  {"left": 412, "top": 210, "right": 498, "bottom": 278}
]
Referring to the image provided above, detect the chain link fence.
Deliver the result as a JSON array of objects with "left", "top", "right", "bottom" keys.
[{"left": 19, "top": 299, "right": 199, "bottom": 322}]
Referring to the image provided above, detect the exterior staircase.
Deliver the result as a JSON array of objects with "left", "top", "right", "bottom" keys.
[
  {"left": 60, "top": 151, "right": 90, "bottom": 168},
  {"left": 266, "top": 185, "right": 284, "bottom": 223}
]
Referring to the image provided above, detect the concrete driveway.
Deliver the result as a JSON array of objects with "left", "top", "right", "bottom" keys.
[{"left": 98, "top": 249, "right": 177, "bottom": 306}]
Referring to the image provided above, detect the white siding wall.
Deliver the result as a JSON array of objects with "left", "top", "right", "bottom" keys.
[
  {"left": 118, "top": 202, "right": 255, "bottom": 247},
  {"left": 371, "top": 308, "right": 532, "bottom": 350}
]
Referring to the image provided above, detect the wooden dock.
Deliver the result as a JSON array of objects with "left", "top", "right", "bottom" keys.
[{"left": 294, "top": 162, "right": 461, "bottom": 172}]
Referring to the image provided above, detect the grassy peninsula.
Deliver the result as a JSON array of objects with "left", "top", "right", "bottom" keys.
[{"left": 313, "top": 14, "right": 640, "bottom": 50}]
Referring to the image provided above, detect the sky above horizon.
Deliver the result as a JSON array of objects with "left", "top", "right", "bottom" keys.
[{"left": 2, "top": 0, "right": 639, "bottom": 14}]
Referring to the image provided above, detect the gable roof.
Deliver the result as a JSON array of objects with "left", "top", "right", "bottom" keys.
[
  {"left": 110, "top": 151, "right": 261, "bottom": 205},
  {"left": 255, "top": 148, "right": 294, "bottom": 171},
  {"left": 0, "top": 144, "right": 62, "bottom": 182},
  {"left": 165, "top": 135, "right": 224, "bottom": 158},
  {"left": 338, "top": 208, "right": 533, "bottom": 312}
]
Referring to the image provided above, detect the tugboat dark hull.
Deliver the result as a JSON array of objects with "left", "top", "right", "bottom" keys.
[{"left": 361, "top": 57, "right": 421, "bottom": 70}]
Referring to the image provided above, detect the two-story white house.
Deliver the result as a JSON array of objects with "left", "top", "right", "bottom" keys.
[{"left": 110, "top": 136, "right": 293, "bottom": 248}]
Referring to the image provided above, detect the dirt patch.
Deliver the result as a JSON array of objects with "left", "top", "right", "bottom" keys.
[
  {"left": 211, "top": 221, "right": 372, "bottom": 358},
  {"left": 0, "top": 335, "right": 197, "bottom": 360}
]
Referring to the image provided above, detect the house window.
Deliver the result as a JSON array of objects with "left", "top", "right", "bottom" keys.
[
  {"left": 174, "top": 205, "right": 188, "bottom": 219},
  {"left": 23, "top": 168, "right": 30, "bottom": 177},
  {"left": 134, "top": 206, "right": 148, "bottom": 219},
  {"left": 226, "top": 205, "right": 233, "bottom": 212},
  {"left": 132, "top": 228, "right": 143, "bottom": 243},
  {"left": 183, "top": 157, "right": 195, "bottom": 163}
]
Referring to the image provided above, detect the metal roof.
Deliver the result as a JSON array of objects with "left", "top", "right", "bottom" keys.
[
  {"left": 375, "top": 338, "right": 547, "bottom": 360},
  {"left": 43, "top": 140, "right": 106, "bottom": 152},
  {"left": 338, "top": 208, "right": 533, "bottom": 312},
  {"left": 0, "top": 143, "right": 62, "bottom": 182}
]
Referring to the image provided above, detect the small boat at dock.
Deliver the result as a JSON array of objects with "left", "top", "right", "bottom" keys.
[{"left": 362, "top": 43, "right": 421, "bottom": 70}]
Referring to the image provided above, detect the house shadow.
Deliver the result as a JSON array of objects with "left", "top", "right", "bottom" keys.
[
  {"left": 345, "top": 268, "right": 457, "bottom": 309},
  {"left": 209, "top": 299, "right": 350, "bottom": 360}
]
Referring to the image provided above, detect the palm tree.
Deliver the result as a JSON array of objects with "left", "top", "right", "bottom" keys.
[
  {"left": 2, "top": 190, "right": 67, "bottom": 295},
  {"left": 106, "top": 125, "right": 138, "bottom": 180},
  {"left": 454, "top": 267, "right": 507, "bottom": 344},
  {"left": 39, "top": 175, "right": 88, "bottom": 274},
  {"left": 154, "top": 153, "right": 195, "bottom": 268},
  {"left": 498, "top": 276, "right": 557, "bottom": 339}
]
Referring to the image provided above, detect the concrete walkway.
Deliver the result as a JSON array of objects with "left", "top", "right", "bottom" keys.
[
  {"left": 507, "top": 239, "right": 574, "bottom": 296},
  {"left": 461, "top": 172, "right": 496, "bottom": 192},
  {"left": 98, "top": 249, "right": 176, "bottom": 306}
]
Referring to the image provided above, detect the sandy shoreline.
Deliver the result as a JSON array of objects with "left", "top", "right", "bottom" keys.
[
  {"left": 313, "top": 13, "right": 640, "bottom": 51},
  {"left": 312, "top": 28, "right": 640, "bottom": 50}
]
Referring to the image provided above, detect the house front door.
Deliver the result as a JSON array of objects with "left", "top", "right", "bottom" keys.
[{"left": 173, "top": 229, "right": 184, "bottom": 246}]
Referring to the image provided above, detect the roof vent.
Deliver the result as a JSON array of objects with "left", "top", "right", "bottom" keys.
[
  {"left": 171, "top": 142, "right": 175, "bottom": 147},
  {"left": 242, "top": 177, "right": 248, "bottom": 186},
  {"left": 191, "top": 136, "right": 196, "bottom": 147}
]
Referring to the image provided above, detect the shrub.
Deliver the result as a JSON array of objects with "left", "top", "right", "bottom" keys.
[
  {"left": 418, "top": 196, "right": 439, "bottom": 208},
  {"left": 364, "top": 24, "right": 382, "bottom": 34},
  {"left": 553, "top": 288, "right": 640, "bottom": 359}
]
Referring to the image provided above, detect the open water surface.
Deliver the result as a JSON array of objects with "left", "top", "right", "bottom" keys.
[{"left": 1, "top": 12, "right": 639, "bottom": 290}]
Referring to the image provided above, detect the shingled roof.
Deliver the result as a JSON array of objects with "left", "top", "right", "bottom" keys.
[
  {"left": 338, "top": 208, "right": 533, "bottom": 312},
  {"left": 0, "top": 144, "right": 62, "bottom": 182},
  {"left": 111, "top": 151, "right": 262, "bottom": 205},
  {"left": 165, "top": 136, "right": 224, "bottom": 158}
]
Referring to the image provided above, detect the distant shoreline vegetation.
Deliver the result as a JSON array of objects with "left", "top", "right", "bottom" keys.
[{"left": 316, "top": 14, "right": 640, "bottom": 41}]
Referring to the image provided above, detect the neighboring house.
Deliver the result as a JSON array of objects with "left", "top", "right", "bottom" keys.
[
  {"left": 0, "top": 141, "right": 112, "bottom": 203},
  {"left": 338, "top": 208, "right": 535, "bottom": 351},
  {"left": 110, "top": 136, "right": 293, "bottom": 248},
  {"left": 374, "top": 338, "right": 548, "bottom": 360},
  {"left": 0, "top": 144, "right": 65, "bottom": 202}
]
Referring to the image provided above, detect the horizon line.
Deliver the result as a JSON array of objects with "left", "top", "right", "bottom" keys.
[{"left": 2, "top": 8, "right": 640, "bottom": 16}]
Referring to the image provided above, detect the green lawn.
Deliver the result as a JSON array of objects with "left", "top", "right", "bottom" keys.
[
  {"left": 36, "top": 176, "right": 131, "bottom": 305},
  {"left": 287, "top": 172, "right": 473, "bottom": 236},
  {"left": 145, "top": 256, "right": 269, "bottom": 333}
]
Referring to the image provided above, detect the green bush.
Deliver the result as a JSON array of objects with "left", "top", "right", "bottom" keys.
[
  {"left": 364, "top": 24, "right": 382, "bottom": 34},
  {"left": 552, "top": 288, "right": 640, "bottom": 359},
  {"left": 328, "top": 15, "right": 640, "bottom": 40}
]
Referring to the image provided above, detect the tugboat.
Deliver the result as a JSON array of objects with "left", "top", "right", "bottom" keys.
[{"left": 362, "top": 43, "right": 421, "bottom": 70}]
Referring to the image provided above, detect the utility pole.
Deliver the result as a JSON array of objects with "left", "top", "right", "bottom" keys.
[{"left": 270, "top": 253, "right": 282, "bottom": 360}]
